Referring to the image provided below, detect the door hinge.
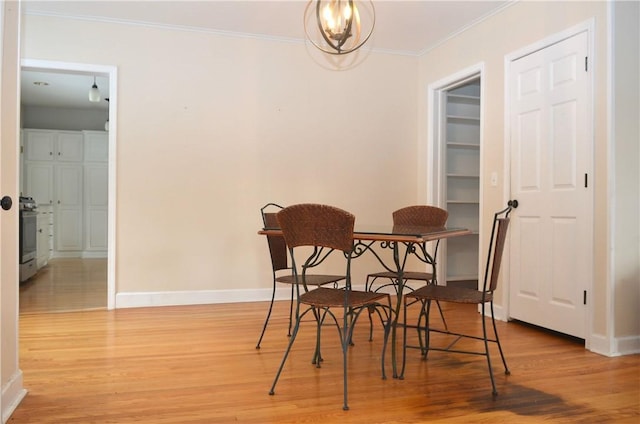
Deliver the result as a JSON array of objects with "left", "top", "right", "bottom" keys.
[
  {"left": 583, "top": 290, "right": 587, "bottom": 305},
  {"left": 584, "top": 173, "right": 588, "bottom": 188},
  {"left": 585, "top": 56, "right": 588, "bottom": 71}
]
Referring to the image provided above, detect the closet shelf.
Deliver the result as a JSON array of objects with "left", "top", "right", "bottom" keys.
[
  {"left": 446, "top": 142, "right": 480, "bottom": 149},
  {"left": 447, "top": 173, "right": 480, "bottom": 179}
]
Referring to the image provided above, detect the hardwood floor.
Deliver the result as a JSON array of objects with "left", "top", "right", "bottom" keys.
[
  {"left": 19, "top": 258, "right": 107, "bottom": 314},
  {"left": 12, "top": 298, "right": 639, "bottom": 423}
]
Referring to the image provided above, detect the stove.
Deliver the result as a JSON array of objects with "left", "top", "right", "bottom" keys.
[{"left": 19, "top": 196, "right": 38, "bottom": 282}]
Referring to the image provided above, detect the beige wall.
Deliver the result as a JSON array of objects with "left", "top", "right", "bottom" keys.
[
  {"left": 417, "top": 0, "right": 639, "bottom": 354},
  {"left": 20, "top": 14, "right": 419, "bottom": 298}
]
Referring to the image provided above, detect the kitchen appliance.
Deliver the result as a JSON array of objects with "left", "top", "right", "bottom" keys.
[{"left": 19, "top": 196, "right": 38, "bottom": 282}]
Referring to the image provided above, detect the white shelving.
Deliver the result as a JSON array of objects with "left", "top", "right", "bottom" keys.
[{"left": 443, "top": 79, "right": 481, "bottom": 286}]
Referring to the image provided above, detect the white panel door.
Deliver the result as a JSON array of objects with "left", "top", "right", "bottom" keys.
[{"left": 508, "top": 31, "right": 592, "bottom": 338}]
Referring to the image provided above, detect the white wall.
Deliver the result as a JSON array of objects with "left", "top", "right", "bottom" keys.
[{"left": 20, "top": 14, "right": 419, "bottom": 303}]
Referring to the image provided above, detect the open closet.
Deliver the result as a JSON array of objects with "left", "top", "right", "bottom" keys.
[{"left": 441, "top": 76, "right": 481, "bottom": 288}]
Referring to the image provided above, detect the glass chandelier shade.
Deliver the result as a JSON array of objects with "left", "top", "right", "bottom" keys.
[
  {"left": 89, "top": 76, "right": 101, "bottom": 103},
  {"left": 304, "top": 0, "right": 375, "bottom": 55}
]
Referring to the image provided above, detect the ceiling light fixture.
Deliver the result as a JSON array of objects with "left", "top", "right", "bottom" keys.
[
  {"left": 88, "top": 76, "right": 101, "bottom": 103},
  {"left": 303, "top": 0, "right": 375, "bottom": 55}
]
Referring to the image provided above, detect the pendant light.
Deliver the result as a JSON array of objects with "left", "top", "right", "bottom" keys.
[
  {"left": 304, "top": 0, "right": 375, "bottom": 55},
  {"left": 89, "top": 76, "right": 101, "bottom": 102}
]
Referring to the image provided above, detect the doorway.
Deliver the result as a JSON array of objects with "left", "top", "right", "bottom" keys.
[
  {"left": 19, "top": 59, "right": 117, "bottom": 312},
  {"left": 428, "top": 65, "right": 484, "bottom": 290}
]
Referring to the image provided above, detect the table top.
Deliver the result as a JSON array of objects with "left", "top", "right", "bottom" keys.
[{"left": 259, "top": 224, "right": 471, "bottom": 243}]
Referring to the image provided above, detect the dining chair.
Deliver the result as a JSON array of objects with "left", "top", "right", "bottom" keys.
[
  {"left": 400, "top": 205, "right": 512, "bottom": 396},
  {"left": 365, "top": 205, "right": 449, "bottom": 337},
  {"left": 256, "top": 203, "right": 346, "bottom": 349},
  {"left": 268, "top": 203, "right": 393, "bottom": 411}
]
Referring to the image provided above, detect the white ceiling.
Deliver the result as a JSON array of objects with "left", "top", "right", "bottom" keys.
[{"left": 21, "top": 0, "right": 510, "bottom": 110}]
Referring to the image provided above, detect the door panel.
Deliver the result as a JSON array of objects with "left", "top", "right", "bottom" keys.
[{"left": 509, "top": 31, "right": 591, "bottom": 338}]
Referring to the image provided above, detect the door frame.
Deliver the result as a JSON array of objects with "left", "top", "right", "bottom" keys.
[
  {"left": 20, "top": 59, "right": 117, "bottom": 310},
  {"left": 503, "top": 19, "right": 595, "bottom": 344},
  {"left": 426, "top": 63, "right": 485, "bottom": 288}
]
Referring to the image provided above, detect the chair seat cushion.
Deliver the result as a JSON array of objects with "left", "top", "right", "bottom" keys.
[
  {"left": 301, "top": 287, "right": 389, "bottom": 308},
  {"left": 368, "top": 271, "right": 434, "bottom": 281},
  {"left": 406, "top": 284, "right": 493, "bottom": 304},
  {"left": 275, "top": 274, "right": 345, "bottom": 286}
]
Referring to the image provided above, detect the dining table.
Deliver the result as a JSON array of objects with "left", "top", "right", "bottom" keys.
[{"left": 258, "top": 222, "right": 471, "bottom": 378}]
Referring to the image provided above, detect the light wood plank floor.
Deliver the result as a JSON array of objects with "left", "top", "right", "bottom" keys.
[
  {"left": 19, "top": 258, "right": 107, "bottom": 314},
  {"left": 13, "top": 298, "right": 640, "bottom": 423}
]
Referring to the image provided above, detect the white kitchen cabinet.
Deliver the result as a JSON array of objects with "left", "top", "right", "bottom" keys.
[
  {"left": 443, "top": 78, "right": 481, "bottom": 287},
  {"left": 25, "top": 163, "right": 54, "bottom": 206},
  {"left": 36, "top": 205, "right": 53, "bottom": 269},
  {"left": 24, "top": 129, "right": 83, "bottom": 162},
  {"left": 55, "top": 164, "right": 83, "bottom": 252},
  {"left": 84, "top": 164, "right": 108, "bottom": 252},
  {"left": 22, "top": 129, "right": 88, "bottom": 256},
  {"left": 83, "top": 131, "right": 108, "bottom": 256},
  {"left": 83, "top": 131, "right": 108, "bottom": 162}
]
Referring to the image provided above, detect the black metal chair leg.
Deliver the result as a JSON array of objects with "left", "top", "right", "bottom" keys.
[
  {"left": 287, "top": 284, "right": 295, "bottom": 337},
  {"left": 342, "top": 308, "right": 350, "bottom": 411},
  {"left": 269, "top": 313, "right": 303, "bottom": 396},
  {"left": 481, "top": 303, "right": 498, "bottom": 396},
  {"left": 434, "top": 300, "right": 448, "bottom": 331},
  {"left": 256, "top": 278, "right": 277, "bottom": 349},
  {"left": 491, "top": 301, "right": 510, "bottom": 375}
]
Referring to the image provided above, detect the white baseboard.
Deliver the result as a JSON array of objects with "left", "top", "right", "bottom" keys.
[
  {"left": 585, "top": 333, "right": 640, "bottom": 357},
  {"left": 115, "top": 284, "right": 369, "bottom": 309},
  {"left": 614, "top": 335, "right": 640, "bottom": 356},
  {"left": 115, "top": 287, "right": 294, "bottom": 309},
  {"left": 2, "top": 370, "right": 27, "bottom": 424}
]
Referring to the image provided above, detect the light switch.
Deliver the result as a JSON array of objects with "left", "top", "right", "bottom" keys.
[{"left": 491, "top": 172, "right": 498, "bottom": 186}]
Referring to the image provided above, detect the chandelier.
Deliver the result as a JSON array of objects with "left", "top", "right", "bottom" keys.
[{"left": 304, "top": 0, "right": 375, "bottom": 55}]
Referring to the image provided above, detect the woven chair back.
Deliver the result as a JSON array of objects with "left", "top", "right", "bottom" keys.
[
  {"left": 487, "top": 217, "right": 510, "bottom": 292},
  {"left": 276, "top": 204, "right": 355, "bottom": 253},
  {"left": 262, "top": 209, "right": 288, "bottom": 272},
  {"left": 392, "top": 205, "right": 448, "bottom": 227}
]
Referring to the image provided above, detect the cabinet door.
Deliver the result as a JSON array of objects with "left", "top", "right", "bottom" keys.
[
  {"left": 25, "top": 163, "right": 54, "bottom": 205},
  {"left": 55, "top": 165, "right": 83, "bottom": 251},
  {"left": 84, "top": 164, "right": 108, "bottom": 251},
  {"left": 36, "top": 209, "right": 52, "bottom": 268},
  {"left": 56, "top": 131, "right": 84, "bottom": 162},
  {"left": 83, "top": 131, "right": 108, "bottom": 162},
  {"left": 24, "top": 130, "right": 55, "bottom": 161}
]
